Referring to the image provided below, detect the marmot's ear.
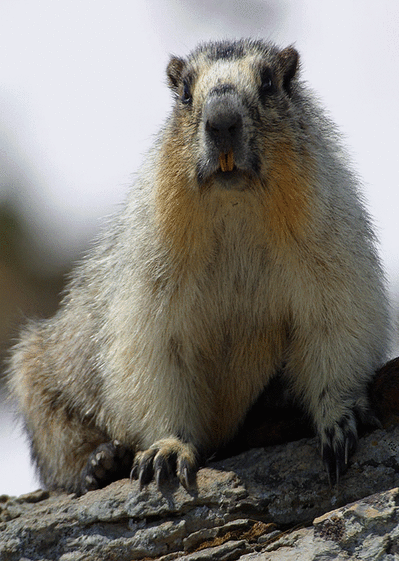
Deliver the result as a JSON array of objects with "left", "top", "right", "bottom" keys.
[
  {"left": 278, "top": 46, "right": 299, "bottom": 95},
  {"left": 167, "top": 56, "right": 186, "bottom": 92}
]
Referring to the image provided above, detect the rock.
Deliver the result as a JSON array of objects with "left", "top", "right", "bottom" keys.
[
  {"left": 241, "top": 488, "right": 399, "bottom": 560},
  {"left": 370, "top": 356, "right": 399, "bottom": 424},
  {"left": 2, "top": 423, "right": 399, "bottom": 560},
  {"left": 3, "top": 358, "right": 399, "bottom": 560}
]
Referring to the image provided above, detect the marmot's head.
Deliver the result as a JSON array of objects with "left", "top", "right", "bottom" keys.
[{"left": 166, "top": 40, "right": 300, "bottom": 190}]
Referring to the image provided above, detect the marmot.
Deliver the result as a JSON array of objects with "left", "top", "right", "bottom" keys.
[{"left": 8, "top": 39, "right": 390, "bottom": 494}]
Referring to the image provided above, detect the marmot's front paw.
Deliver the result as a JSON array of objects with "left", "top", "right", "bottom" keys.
[
  {"left": 320, "top": 411, "right": 358, "bottom": 485},
  {"left": 131, "top": 437, "right": 198, "bottom": 489},
  {"left": 81, "top": 440, "right": 134, "bottom": 493}
]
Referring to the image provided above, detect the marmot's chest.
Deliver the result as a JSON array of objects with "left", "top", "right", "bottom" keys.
[{"left": 179, "top": 247, "right": 289, "bottom": 362}]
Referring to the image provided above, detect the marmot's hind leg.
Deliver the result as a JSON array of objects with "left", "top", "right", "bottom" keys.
[{"left": 81, "top": 440, "right": 134, "bottom": 493}]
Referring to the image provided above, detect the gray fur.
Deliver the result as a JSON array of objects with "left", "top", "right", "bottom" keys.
[{"left": 7, "top": 40, "right": 390, "bottom": 493}]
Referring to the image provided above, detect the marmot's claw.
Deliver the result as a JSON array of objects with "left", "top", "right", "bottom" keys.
[
  {"left": 138, "top": 460, "right": 155, "bottom": 489},
  {"left": 131, "top": 438, "right": 198, "bottom": 490},
  {"left": 178, "top": 459, "right": 197, "bottom": 489},
  {"left": 131, "top": 448, "right": 156, "bottom": 489},
  {"left": 81, "top": 440, "right": 134, "bottom": 494},
  {"left": 154, "top": 452, "right": 174, "bottom": 487},
  {"left": 320, "top": 413, "right": 358, "bottom": 486}
]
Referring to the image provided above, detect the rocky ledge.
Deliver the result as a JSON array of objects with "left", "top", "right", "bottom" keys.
[{"left": 2, "top": 421, "right": 399, "bottom": 561}]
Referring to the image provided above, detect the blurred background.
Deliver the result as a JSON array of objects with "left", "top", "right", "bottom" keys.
[{"left": 1, "top": 0, "right": 398, "bottom": 496}]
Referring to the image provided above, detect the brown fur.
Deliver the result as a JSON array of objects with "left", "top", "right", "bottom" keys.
[{"left": 7, "top": 40, "right": 389, "bottom": 493}]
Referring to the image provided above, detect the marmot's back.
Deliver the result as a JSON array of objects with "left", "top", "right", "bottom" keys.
[{"left": 8, "top": 40, "right": 389, "bottom": 494}]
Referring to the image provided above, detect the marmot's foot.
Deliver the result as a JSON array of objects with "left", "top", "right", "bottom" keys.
[
  {"left": 81, "top": 440, "right": 134, "bottom": 493},
  {"left": 131, "top": 437, "right": 198, "bottom": 489}
]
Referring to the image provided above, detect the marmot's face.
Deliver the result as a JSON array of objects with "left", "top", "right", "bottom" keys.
[{"left": 166, "top": 40, "right": 299, "bottom": 191}]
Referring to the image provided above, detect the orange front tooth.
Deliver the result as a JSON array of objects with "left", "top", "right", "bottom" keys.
[
  {"left": 226, "top": 149, "right": 234, "bottom": 171},
  {"left": 219, "top": 153, "right": 228, "bottom": 171},
  {"left": 219, "top": 150, "right": 235, "bottom": 172}
]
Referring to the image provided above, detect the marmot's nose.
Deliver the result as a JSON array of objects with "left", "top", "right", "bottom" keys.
[
  {"left": 204, "top": 95, "right": 243, "bottom": 152},
  {"left": 206, "top": 110, "right": 242, "bottom": 147}
]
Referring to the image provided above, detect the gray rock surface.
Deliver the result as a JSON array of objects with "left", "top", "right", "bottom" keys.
[{"left": 2, "top": 425, "right": 399, "bottom": 560}]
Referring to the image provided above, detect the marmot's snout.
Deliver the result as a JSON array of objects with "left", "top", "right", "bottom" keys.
[
  {"left": 199, "top": 87, "right": 255, "bottom": 182},
  {"left": 204, "top": 92, "right": 243, "bottom": 172}
]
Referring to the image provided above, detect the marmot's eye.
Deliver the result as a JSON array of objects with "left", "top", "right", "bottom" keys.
[
  {"left": 260, "top": 69, "right": 274, "bottom": 97},
  {"left": 181, "top": 80, "right": 192, "bottom": 104},
  {"left": 262, "top": 77, "right": 272, "bottom": 90}
]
